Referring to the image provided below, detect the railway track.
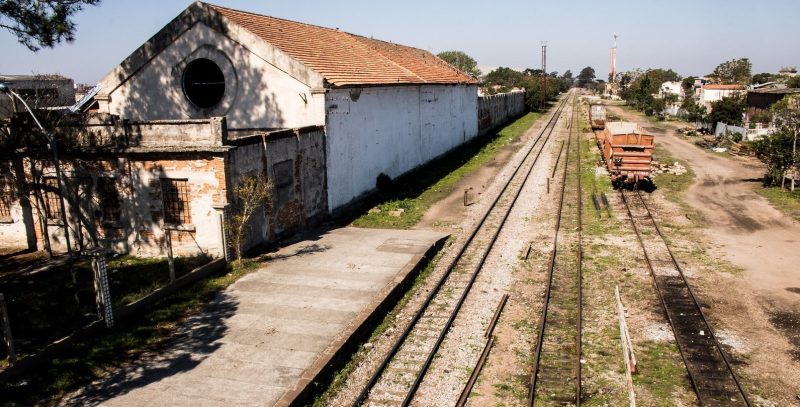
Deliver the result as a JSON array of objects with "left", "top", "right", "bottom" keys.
[
  {"left": 352, "top": 93, "right": 574, "bottom": 407},
  {"left": 528, "top": 96, "right": 583, "bottom": 406},
  {"left": 620, "top": 188, "right": 751, "bottom": 406}
]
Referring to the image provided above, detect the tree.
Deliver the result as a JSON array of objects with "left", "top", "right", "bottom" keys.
[
  {"left": 618, "top": 68, "right": 681, "bottom": 116},
  {"left": 1, "top": 0, "right": 100, "bottom": 51},
  {"left": 483, "top": 67, "right": 525, "bottom": 93},
  {"left": 523, "top": 68, "right": 544, "bottom": 77},
  {"left": 710, "top": 58, "right": 752, "bottom": 84},
  {"left": 754, "top": 130, "right": 797, "bottom": 187},
  {"left": 769, "top": 95, "right": 800, "bottom": 189},
  {"left": 436, "top": 50, "right": 481, "bottom": 77},
  {"left": 752, "top": 72, "right": 777, "bottom": 84},
  {"left": 681, "top": 97, "right": 707, "bottom": 123},
  {"left": 577, "top": 66, "right": 596, "bottom": 87},
  {"left": 708, "top": 96, "right": 746, "bottom": 126},
  {"left": 787, "top": 76, "right": 800, "bottom": 89},
  {"left": 681, "top": 76, "right": 697, "bottom": 95},
  {"left": 227, "top": 175, "right": 273, "bottom": 262}
]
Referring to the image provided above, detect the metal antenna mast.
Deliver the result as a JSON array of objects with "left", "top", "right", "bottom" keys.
[{"left": 541, "top": 41, "right": 548, "bottom": 109}]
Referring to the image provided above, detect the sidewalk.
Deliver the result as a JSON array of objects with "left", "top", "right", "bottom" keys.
[{"left": 64, "top": 227, "right": 446, "bottom": 406}]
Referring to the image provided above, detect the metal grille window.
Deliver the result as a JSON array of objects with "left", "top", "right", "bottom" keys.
[
  {"left": 161, "top": 179, "right": 191, "bottom": 225},
  {"left": 42, "top": 177, "right": 62, "bottom": 221},
  {"left": 97, "top": 178, "right": 121, "bottom": 223},
  {"left": 0, "top": 176, "right": 12, "bottom": 219}
]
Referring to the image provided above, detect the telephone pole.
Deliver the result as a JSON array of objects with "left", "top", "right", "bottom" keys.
[{"left": 541, "top": 41, "right": 548, "bottom": 109}]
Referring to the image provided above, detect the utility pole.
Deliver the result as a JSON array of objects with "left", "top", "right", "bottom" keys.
[{"left": 541, "top": 41, "right": 548, "bottom": 110}]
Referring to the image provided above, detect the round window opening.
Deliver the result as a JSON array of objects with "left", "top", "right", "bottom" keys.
[{"left": 182, "top": 58, "right": 225, "bottom": 108}]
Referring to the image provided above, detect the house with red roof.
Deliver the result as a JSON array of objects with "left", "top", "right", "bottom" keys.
[{"left": 699, "top": 84, "right": 747, "bottom": 111}]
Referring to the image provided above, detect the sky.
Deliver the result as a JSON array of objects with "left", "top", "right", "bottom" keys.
[{"left": 1, "top": 0, "right": 798, "bottom": 85}]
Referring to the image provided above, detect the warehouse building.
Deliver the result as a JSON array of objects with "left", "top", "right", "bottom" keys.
[{"left": 0, "top": 1, "right": 480, "bottom": 256}]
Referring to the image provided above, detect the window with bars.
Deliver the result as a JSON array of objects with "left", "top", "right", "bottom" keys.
[
  {"left": 0, "top": 176, "right": 12, "bottom": 220},
  {"left": 97, "top": 177, "right": 121, "bottom": 223},
  {"left": 42, "top": 177, "right": 62, "bottom": 221},
  {"left": 161, "top": 179, "right": 191, "bottom": 225}
]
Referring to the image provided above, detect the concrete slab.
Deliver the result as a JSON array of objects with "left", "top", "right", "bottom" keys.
[{"left": 65, "top": 227, "right": 446, "bottom": 406}]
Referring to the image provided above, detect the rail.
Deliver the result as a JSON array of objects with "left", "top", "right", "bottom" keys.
[
  {"left": 528, "top": 95, "right": 583, "bottom": 406},
  {"left": 619, "top": 188, "right": 751, "bottom": 406},
  {"left": 353, "top": 93, "right": 572, "bottom": 406}
]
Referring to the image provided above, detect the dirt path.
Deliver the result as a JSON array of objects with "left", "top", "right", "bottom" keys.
[{"left": 610, "top": 105, "right": 800, "bottom": 403}]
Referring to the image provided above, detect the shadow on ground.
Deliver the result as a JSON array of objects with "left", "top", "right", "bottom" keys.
[{"left": 61, "top": 292, "right": 239, "bottom": 406}]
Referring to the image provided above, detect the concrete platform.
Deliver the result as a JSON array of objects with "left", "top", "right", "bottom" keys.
[{"left": 65, "top": 227, "right": 446, "bottom": 406}]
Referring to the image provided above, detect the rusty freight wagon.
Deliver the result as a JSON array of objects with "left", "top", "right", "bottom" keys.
[
  {"left": 590, "top": 104, "right": 606, "bottom": 129},
  {"left": 596, "top": 121, "right": 654, "bottom": 186}
]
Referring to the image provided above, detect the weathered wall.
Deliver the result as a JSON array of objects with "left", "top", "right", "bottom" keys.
[
  {"left": 226, "top": 127, "right": 327, "bottom": 251},
  {"left": 101, "top": 22, "right": 326, "bottom": 130},
  {"left": 126, "top": 157, "right": 227, "bottom": 257},
  {"left": 0, "top": 161, "right": 35, "bottom": 250},
  {"left": 12, "top": 155, "right": 227, "bottom": 258},
  {"left": 478, "top": 90, "right": 526, "bottom": 135},
  {"left": 55, "top": 115, "right": 227, "bottom": 150},
  {"left": 325, "top": 84, "right": 478, "bottom": 210}
]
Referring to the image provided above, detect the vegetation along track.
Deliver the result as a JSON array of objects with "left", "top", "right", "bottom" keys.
[
  {"left": 353, "top": 93, "right": 573, "bottom": 406},
  {"left": 620, "top": 188, "right": 751, "bottom": 406},
  {"left": 528, "top": 96, "right": 583, "bottom": 406}
]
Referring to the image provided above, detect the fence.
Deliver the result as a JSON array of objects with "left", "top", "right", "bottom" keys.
[{"left": 478, "top": 90, "right": 526, "bottom": 135}]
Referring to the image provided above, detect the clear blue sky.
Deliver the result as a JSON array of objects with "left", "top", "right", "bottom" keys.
[{"left": 1, "top": 0, "right": 798, "bottom": 84}]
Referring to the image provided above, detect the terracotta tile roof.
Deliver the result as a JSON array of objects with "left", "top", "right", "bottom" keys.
[
  {"left": 704, "top": 84, "right": 746, "bottom": 90},
  {"left": 209, "top": 4, "right": 477, "bottom": 87}
]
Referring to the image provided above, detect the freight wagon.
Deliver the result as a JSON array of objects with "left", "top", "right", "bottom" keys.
[
  {"left": 595, "top": 121, "right": 654, "bottom": 187},
  {"left": 589, "top": 104, "right": 606, "bottom": 130}
]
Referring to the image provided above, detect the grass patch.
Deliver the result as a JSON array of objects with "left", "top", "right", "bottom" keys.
[
  {"left": 633, "top": 341, "right": 690, "bottom": 404},
  {"left": 0, "top": 259, "right": 259, "bottom": 405},
  {"left": 351, "top": 112, "right": 543, "bottom": 229},
  {"left": 757, "top": 186, "right": 800, "bottom": 222},
  {"left": 651, "top": 144, "right": 695, "bottom": 204}
]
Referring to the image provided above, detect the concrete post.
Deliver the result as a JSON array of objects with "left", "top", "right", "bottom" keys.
[
  {"left": 165, "top": 228, "right": 176, "bottom": 282},
  {"left": 0, "top": 293, "right": 16, "bottom": 364}
]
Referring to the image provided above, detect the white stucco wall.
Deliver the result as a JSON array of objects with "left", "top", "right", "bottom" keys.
[
  {"left": 325, "top": 84, "right": 478, "bottom": 210},
  {"left": 103, "top": 22, "right": 325, "bottom": 129},
  {"left": 0, "top": 200, "right": 30, "bottom": 249},
  {"left": 701, "top": 88, "right": 745, "bottom": 106}
]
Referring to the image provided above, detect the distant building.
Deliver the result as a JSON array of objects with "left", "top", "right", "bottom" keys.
[
  {"left": 659, "top": 81, "right": 682, "bottom": 98},
  {"left": 778, "top": 66, "right": 798, "bottom": 78},
  {"left": 700, "top": 84, "right": 746, "bottom": 111},
  {"left": 692, "top": 77, "right": 709, "bottom": 97},
  {"left": 744, "top": 88, "right": 800, "bottom": 140},
  {"left": 658, "top": 81, "right": 683, "bottom": 116},
  {"left": 0, "top": 74, "right": 75, "bottom": 119}
]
